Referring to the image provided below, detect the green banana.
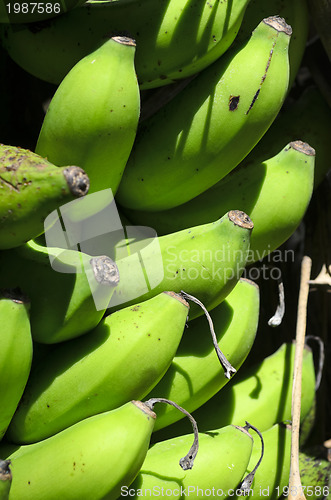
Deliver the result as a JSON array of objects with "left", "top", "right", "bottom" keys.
[
  {"left": 0, "top": 289, "right": 33, "bottom": 441},
  {"left": 154, "top": 342, "right": 316, "bottom": 441},
  {"left": 145, "top": 277, "right": 259, "bottom": 433},
  {"left": 0, "top": 238, "right": 120, "bottom": 343},
  {"left": 0, "top": 460, "right": 11, "bottom": 500},
  {"left": 0, "top": 0, "right": 86, "bottom": 24},
  {"left": 115, "top": 16, "right": 292, "bottom": 211},
  {"left": 1, "top": 0, "right": 252, "bottom": 87},
  {"left": 233, "top": 0, "right": 310, "bottom": 90},
  {"left": 234, "top": 423, "right": 292, "bottom": 499},
  {"left": 0, "top": 144, "right": 89, "bottom": 249},
  {"left": 236, "top": 85, "right": 331, "bottom": 189},
  {"left": 123, "top": 141, "right": 315, "bottom": 263},
  {"left": 108, "top": 210, "right": 253, "bottom": 320},
  {"left": 1, "top": 400, "right": 157, "bottom": 499},
  {"left": 6, "top": 291, "right": 190, "bottom": 444},
  {"left": 299, "top": 448, "right": 331, "bottom": 500},
  {"left": 126, "top": 84, "right": 331, "bottom": 237},
  {"left": 129, "top": 424, "right": 253, "bottom": 498},
  {"left": 35, "top": 36, "right": 140, "bottom": 195}
]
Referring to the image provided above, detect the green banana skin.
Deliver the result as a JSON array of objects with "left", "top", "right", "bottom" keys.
[
  {"left": 0, "top": 290, "right": 32, "bottom": 441},
  {"left": 299, "top": 447, "right": 331, "bottom": 500},
  {"left": 108, "top": 210, "right": 253, "bottom": 320},
  {"left": 115, "top": 16, "right": 292, "bottom": 211},
  {"left": 155, "top": 342, "right": 315, "bottom": 441},
  {"left": 0, "top": 239, "right": 120, "bottom": 343},
  {"left": 234, "top": 85, "right": 331, "bottom": 189},
  {"left": 299, "top": 396, "right": 316, "bottom": 448},
  {"left": 123, "top": 141, "right": 315, "bottom": 263},
  {"left": 233, "top": 423, "right": 292, "bottom": 500},
  {"left": 146, "top": 278, "right": 259, "bottom": 433},
  {"left": 6, "top": 291, "right": 190, "bottom": 444},
  {"left": 1, "top": 0, "right": 252, "bottom": 87},
  {"left": 1, "top": 401, "right": 157, "bottom": 500},
  {"left": 233, "top": 0, "right": 310, "bottom": 90},
  {"left": 0, "top": 0, "right": 86, "bottom": 24},
  {"left": 124, "top": 84, "right": 331, "bottom": 235},
  {"left": 129, "top": 425, "right": 253, "bottom": 499},
  {"left": 0, "top": 460, "right": 12, "bottom": 500},
  {"left": 0, "top": 144, "right": 89, "bottom": 249},
  {"left": 35, "top": 36, "right": 140, "bottom": 196}
]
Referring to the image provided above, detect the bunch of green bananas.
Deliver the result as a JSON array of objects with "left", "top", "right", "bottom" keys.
[{"left": 0, "top": 0, "right": 330, "bottom": 498}]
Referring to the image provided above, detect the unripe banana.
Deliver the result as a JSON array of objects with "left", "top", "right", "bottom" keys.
[
  {"left": 0, "top": 238, "right": 120, "bottom": 343},
  {"left": 299, "top": 396, "right": 316, "bottom": 448},
  {"left": 299, "top": 448, "right": 331, "bottom": 500},
  {"left": 1, "top": 400, "right": 157, "bottom": 500},
  {"left": 0, "top": 144, "right": 89, "bottom": 249},
  {"left": 108, "top": 210, "right": 253, "bottom": 320},
  {"left": 146, "top": 278, "right": 259, "bottom": 433},
  {"left": 0, "top": 289, "right": 32, "bottom": 441},
  {"left": 1, "top": 0, "right": 252, "bottom": 87},
  {"left": 234, "top": 0, "right": 310, "bottom": 89},
  {"left": 116, "top": 16, "right": 292, "bottom": 211},
  {"left": 237, "top": 85, "right": 331, "bottom": 189},
  {"left": 233, "top": 423, "right": 292, "bottom": 499},
  {"left": 35, "top": 36, "right": 140, "bottom": 195},
  {"left": 0, "top": 460, "right": 11, "bottom": 500},
  {"left": 155, "top": 342, "right": 315, "bottom": 441},
  {"left": 129, "top": 424, "right": 253, "bottom": 499},
  {"left": 6, "top": 291, "right": 190, "bottom": 444},
  {"left": 124, "top": 141, "right": 315, "bottom": 263}
]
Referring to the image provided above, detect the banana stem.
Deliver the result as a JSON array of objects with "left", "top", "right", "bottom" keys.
[
  {"left": 237, "top": 422, "right": 265, "bottom": 495},
  {"left": 144, "top": 397, "right": 199, "bottom": 470},
  {"left": 305, "top": 335, "right": 325, "bottom": 390},
  {"left": 268, "top": 274, "right": 285, "bottom": 327},
  {"left": 180, "top": 291, "right": 236, "bottom": 379},
  {"left": 288, "top": 255, "right": 312, "bottom": 500}
]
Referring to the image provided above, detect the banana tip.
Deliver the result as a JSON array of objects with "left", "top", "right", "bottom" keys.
[
  {"left": 64, "top": 166, "right": 90, "bottom": 197},
  {"left": 228, "top": 210, "right": 254, "bottom": 230},
  {"left": 290, "top": 141, "right": 316, "bottom": 156},
  {"left": 263, "top": 16, "right": 292, "bottom": 36}
]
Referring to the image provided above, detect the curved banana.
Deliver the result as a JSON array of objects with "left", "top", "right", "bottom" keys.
[
  {"left": 235, "top": 85, "right": 331, "bottom": 189},
  {"left": 0, "top": 0, "right": 86, "bottom": 24},
  {"left": 1, "top": 400, "right": 157, "bottom": 500},
  {"left": 35, "top": 36, "right": 140, "bottom": 195},
  {"left": 0, "top": 289, "right": 32, "bottom": 441},
  {"left": 145, "top": 278, "right": 259, "bottom": 433},
  {"left": 0, "top": 239, "right": 120, "bottom": 343},
  {"left": 234, "top": 423, "right": 292, "bottom": 499},
  {"left": 155, "top": 342, "right": 316, "bottom": 441},
  {"left": 123, "top": 141, "right": 315, "bottom": 263},
  {"left": 0, "top": 144, "right": 89, "bottom": 249},
  {"left": 1, "top": 0, "right": 252, "bottom": 87},
  {"left": 6, "top": 291, "right": 189, "bottom": 444},
  {"left": 233, "top": 0, "right": 310, "bottom": 90},
  {"left": 0, "top": 460, "right": 11, "bottom": 500},
  {"left": 116, "top": 16, "right": 292, "bottom": 211},
  {"left": 129, "top": 424, "right": 253, "bottom": 498},
  {"left": 108, "top": 210, "right": 253, "bottom": 320}
]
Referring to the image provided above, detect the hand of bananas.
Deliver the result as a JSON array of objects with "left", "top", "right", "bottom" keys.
[{"left": 0, "top": 0, "right": 330, "bottom": 498}]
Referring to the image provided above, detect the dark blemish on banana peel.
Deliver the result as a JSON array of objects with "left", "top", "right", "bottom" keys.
[
  {"left": 229, "top": 95, "right": 240, "bottom": 111},
  {"left": 246, "top": 39, "right": 277, "bottom": 115}
]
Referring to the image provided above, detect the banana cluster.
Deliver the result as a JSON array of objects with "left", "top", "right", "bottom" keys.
[{"left": 0, "top": 0, "right": 330, "bottom": 498}]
